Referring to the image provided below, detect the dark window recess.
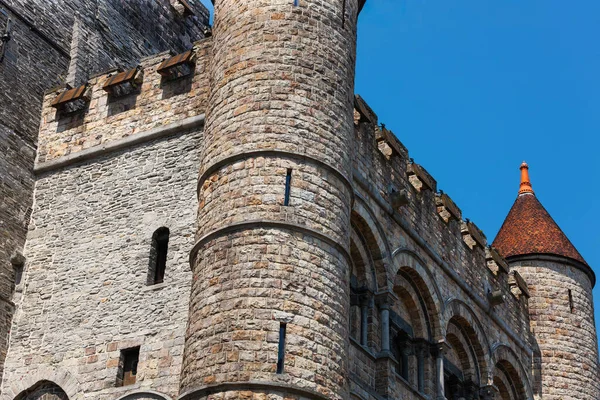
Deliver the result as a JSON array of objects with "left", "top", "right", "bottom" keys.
[
  {"left": 117, "top": 347, "right": 140, "bottom": 387},
  {"left": 568, "top": 289, "right": 575, "bottom": 312},
  {"left": 148, "top": 227, "right": 169, "bottom": 285},
  {"left": 157, "top": 50, "right": 195, "bottom": 81},
  {"left": 284, "top": 169, "right": 292, "bottom": 206},
  {"left": 0, "top": 16, "right": 12, "bottom": 63},
  {"left": 14, "top": 264, "right": 23, "bottom": 287},
  {"left": 342, "top": 0, "right": 347, "bottom": 27},
  {"left": 276, "top": 323, "right": 287, "bottom": 374}
]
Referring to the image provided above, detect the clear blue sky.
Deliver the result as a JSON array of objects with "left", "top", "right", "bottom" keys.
[{"left": 200, "top": 0, "right": 600, "bottom": 337}]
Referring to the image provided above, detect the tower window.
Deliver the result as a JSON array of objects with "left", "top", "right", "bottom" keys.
[
  {"left": 117, "top": 347, "right": 140, "bottom": 386},
  {"left": 148, "top": 227, "right": 169, "bottom": 285},
  {"left": 276, "top": 323, "right": 287, "bottom": 374},
  {"left": 568, "top": 289, "right": 575, "bottom": 313},
  {"left": 283, "top": 169, "right": 292, "bottom": 206}
]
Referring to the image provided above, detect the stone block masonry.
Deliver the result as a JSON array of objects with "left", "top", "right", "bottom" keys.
[
  {"left": 2, "top": 128, "right": 203, "bottom": 399},
  {"left": 0, "top": 1, "right": 208, "bottom": 385},
  {"left": 2, "top": 1, "right": 598, "bottom": 399}
]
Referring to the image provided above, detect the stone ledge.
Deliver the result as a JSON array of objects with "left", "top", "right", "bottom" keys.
[
  {"left": 189, "top": 219, "right": 352, "bottom": 268},
  {"left": 178, "top": 381, "right": 331, "bottom": 400},
  {"left": 196, "top": 149, "right": 353, "bottom": 199},
  {"left": 142, "top": 282, "right": 169, "bottom": 292},
  {"left": 34, "top": 114, "right": 205, "bottom": 174}
]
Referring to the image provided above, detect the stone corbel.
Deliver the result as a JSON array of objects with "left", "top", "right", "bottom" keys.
[
  {"left": 10, "top": 250, "right": 25, "bottom": 267},
  {"left": 479, "top": 384, "right": 500, "bottom": 400}
]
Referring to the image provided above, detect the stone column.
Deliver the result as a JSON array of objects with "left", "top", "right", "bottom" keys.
[
  {"left": 414, "top": 338, "right": 429, "bottom": 394},
  {"left": 434, "top": 339, "right": 451, "bottom": 400},
  {"left": 378, "top": 301, "right": 391, "bottom": 353},
  {"left": 360, "top": 294, "right": 369, "bottom": 346}
]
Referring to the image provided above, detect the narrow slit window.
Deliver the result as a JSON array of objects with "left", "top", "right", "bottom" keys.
[
  {"left": 277, "top": 323, "right": 287, "bottom": 374},
  {"left": 568, "top": 289, "right": 574, "bottom": 313},
  {"left": 342, "top": 0, "right": 347, "bottom": 27},
  {"left": 117, "top": 347, "right": 140, "bottom": 387},
  {"left": 284, "top": 169, "right": 292, "bottom": 206},
  {"left": 148, "top": 227, "right": 169, "bottom": 285}
]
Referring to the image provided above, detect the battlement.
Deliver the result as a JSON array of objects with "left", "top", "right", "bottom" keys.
[
  {"left": 35, "top": 38, "right": 212, "bottom": 167},
  {"left": 352, "top": 95, "right": 530, "bottom": 342}
]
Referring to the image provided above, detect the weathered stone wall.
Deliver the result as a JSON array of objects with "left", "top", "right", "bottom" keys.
[
  {"left": 0, "top": 5, "right": 70, "bottom": 389},
  {"left": 3, "top": 2, "right": 597, "bottom": 399},
  {"left": 36, "top": 39, "right": 212, "bottom": 164},
  {"left": 181, "top": 0, "right": 361, "bottom": 398},
  {"left": 1, "top": 128, "right": 202, "bottom": 399},
  {"left": 0, "top": 0, "right": 209, "bottom": 388},
  {"left": 3, "top": 0, "right": 209, "bottom": 85},
  {"left": 513, "top": 259, "right": 600, "bottom": 400}
]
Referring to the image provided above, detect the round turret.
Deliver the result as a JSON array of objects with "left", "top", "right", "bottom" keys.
[
  {"left": 180, "top": 1, "right": 363, "bottom": 399},
  {"left": 494, "top": 163, "right": 600, "bottom": 399}
]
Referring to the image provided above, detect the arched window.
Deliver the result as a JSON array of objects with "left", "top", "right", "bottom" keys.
[
  {"left": 14, "top": 380, "right": 69, "bottom": 400},
  {"left": 148, "top": 227, "right": 169, "bottom": 285}
]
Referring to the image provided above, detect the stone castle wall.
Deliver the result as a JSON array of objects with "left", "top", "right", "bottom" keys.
[
  {"left": 0, "top": 0, "right": 209, "bottom": 386},
  {"left": 5, "top": 2, "right": 598, "bottom": 399},
  {"left": 2, "top": 28, "right": 539, "bottom": 399}
]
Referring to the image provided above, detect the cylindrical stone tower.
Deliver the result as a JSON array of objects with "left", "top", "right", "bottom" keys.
[
  {"left": 180, "top": 1, "right": 363, "bottom": 399},
  {"left": 494, "top": 163, "right": 600, "bottom": 400}
]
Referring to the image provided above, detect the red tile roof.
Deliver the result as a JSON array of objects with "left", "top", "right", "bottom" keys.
[{"left": 493, "top": 163, "right": 587, "bottom": 266}]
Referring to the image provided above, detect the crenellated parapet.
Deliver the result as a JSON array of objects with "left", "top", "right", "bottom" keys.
[
  {"left": 35, "top": 38, "right": 213, "bottom": 169},
  {"left": 350, "top": 95, "right": 533, "bottom": 398}
]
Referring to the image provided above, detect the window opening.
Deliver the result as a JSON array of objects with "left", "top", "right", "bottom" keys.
[
  {"left": 284, "top": 169, "right": 292, "bottom": 206},
  {"left": 117, "top": 347, "right": 140, "bottom": 386},
  {"left": 276, "top": 323, "right": 287, "bottom": 374},
  {"left": 568, "top": 289, "right": 574, "bottom": 313},
  {"left": 148, "top": 227, "right": 169, "bottom": 285}
]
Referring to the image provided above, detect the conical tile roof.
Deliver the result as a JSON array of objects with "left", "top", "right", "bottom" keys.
[{"left": 492, "top": 162, "right": 587, "bottom": 265}]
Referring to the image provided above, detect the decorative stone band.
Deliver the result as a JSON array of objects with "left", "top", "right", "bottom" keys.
[
  {"left": 506, "top": 253, "right": 596, "bottom": 287},
  {"left": 34, "top": 114, "right": 206, "bottom": 174},
  {"left": 196, "top": 149, "right": 354, "bottom": 200},
  {"left": 189, "top": 219, "right": 352, "bottom": 268},
  {"left": 178, "top": 381, "right": 331, "bottom": 400}
]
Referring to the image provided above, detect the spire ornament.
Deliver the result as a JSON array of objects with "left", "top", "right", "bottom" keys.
[{"left": 519, "top": 161, "right": 534, "bottom": 195}]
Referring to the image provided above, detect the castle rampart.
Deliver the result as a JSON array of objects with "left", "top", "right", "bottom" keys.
[{"left": 4, "top": 2, "right": 598, "bottom": 399}]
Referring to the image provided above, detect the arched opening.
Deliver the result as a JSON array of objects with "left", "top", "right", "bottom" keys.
[
  {"left": 14, "top": 380, "right": 69, "bottom": 400},
  {"left": 390, "top": 267, "right": 441, "bottom": 396},
  {"left": 442, "top": 299, "right": 492, "bottom": 398},
  {"left": 444, "top": 318, "right": 481, "bottom": 399},
  {"left": 148, "top": 227, "right": 169, "bottom": 285},
  {"left": 349, "top": 226, "right": 376, "bottom": 348},
  {"left": 492, "top": 347, "right": 530, "bottom": 400}
]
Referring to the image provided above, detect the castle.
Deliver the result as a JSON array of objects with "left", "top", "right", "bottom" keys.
[{"left": 0, "top": 1, "right": 598, "bottom": 400}]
